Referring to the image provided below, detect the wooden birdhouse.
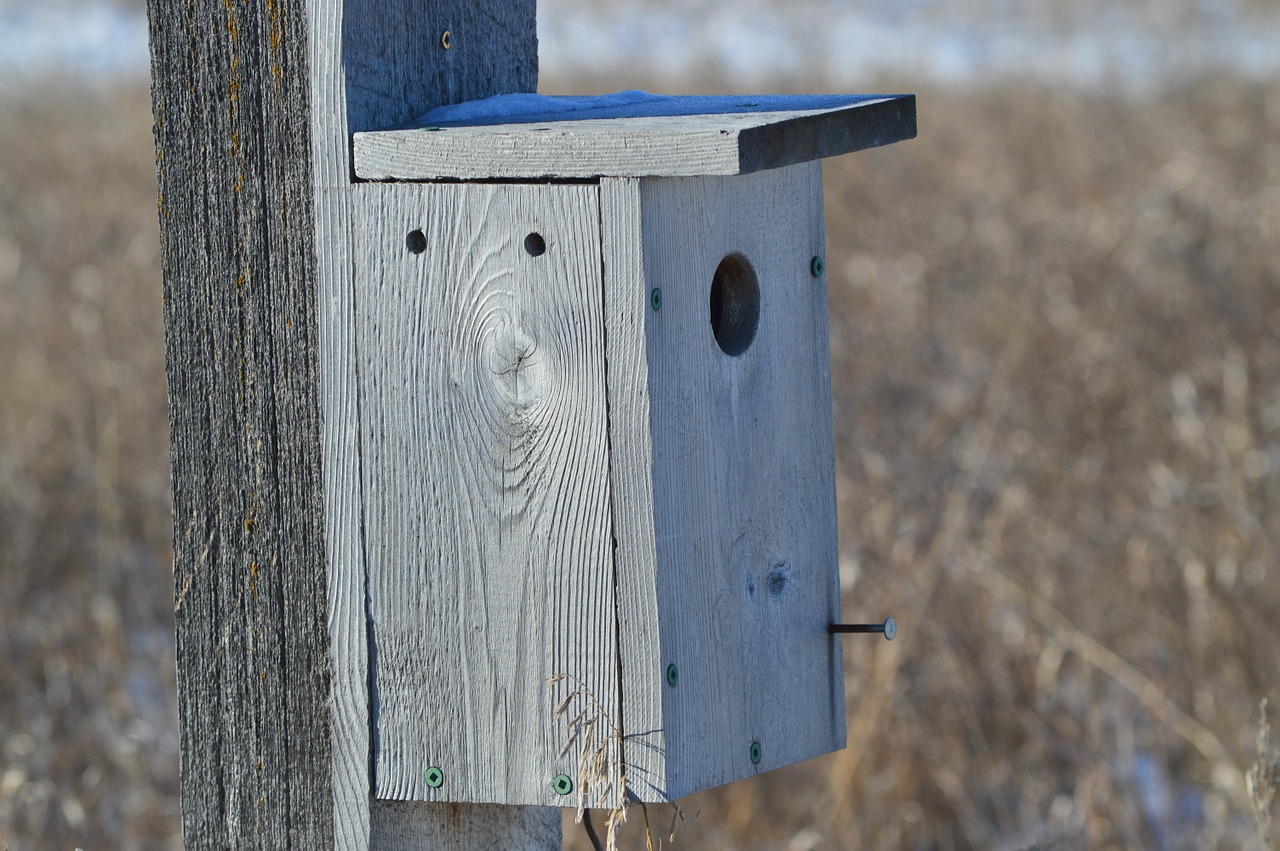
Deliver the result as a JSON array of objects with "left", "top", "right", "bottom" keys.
[
  {"left": 149, "top": 0, "right": 915, "bottom": 844},
  {"left": 350, "top": 91, "right": 915, "bottom": 807}
]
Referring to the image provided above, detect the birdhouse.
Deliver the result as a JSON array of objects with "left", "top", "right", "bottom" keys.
[{"left": 346, "top": 91, "right": 915, "bottom": 808}]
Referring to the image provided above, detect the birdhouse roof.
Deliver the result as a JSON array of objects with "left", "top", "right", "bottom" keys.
[{"left": 353, "top": 91, "right": 915, "bottom": 181}]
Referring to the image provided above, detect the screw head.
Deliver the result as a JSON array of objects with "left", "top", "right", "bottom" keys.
[
  {"left": 666, "top": 663, "right": 679, "bottom": 687},
  {"left": 810, "top": 256, "right": 825, "bottom": 278},
  {"left": 424, "top": 766, "right": 444, "bottom": 789},
  {"left": 552, "top": 773, "right": 574, "bottom": 795},
  {"left": 883, "top": 616, "right": 897, "bottom": 641},
  {"left": 650, "top": 288, "right": 663, "bottom": 311},
  {"left": 749, "top": 741, "right": 762, "bottom": 765},
  {"left": 441, "top": 30, "right": 452, "bottom": 49}
]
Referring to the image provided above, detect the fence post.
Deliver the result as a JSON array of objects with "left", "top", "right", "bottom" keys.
[{"left": 146, "top": 0, "right": 559, "bottom": 846}]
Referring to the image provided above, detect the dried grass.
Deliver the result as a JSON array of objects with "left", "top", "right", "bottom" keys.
[{"left": 1250, "top": 700, "right": 1279, "bottom": 849}]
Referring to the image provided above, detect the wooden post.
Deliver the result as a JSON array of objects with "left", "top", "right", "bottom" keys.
[{"left": 146, "top": 0, "right": 560, "bottom": 846}]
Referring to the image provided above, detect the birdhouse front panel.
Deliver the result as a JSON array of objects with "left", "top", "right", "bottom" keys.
[{"left": 601, "top": 163, "right": 845, "bottom": 802}]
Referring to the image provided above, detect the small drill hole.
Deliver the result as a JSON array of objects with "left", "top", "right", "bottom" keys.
[
  {"left": 709, "top": 253, "right": 760, "bottom": 356},
  {"left": 406, "top": 229, "right": 427, "bottom": 255},
  {"left": 524, "top": 232, "right": 546, "bottom": 257}
]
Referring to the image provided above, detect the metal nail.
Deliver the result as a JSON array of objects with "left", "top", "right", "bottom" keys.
[
  {"left": 749, "top": 740, "right": 762, "bottom": 765},
  {"left": 810, "top": 255, "right": 825, "bottom": 278},
  {"left": 666, "top": 663, "right": 679, "bottom": 687},
  {"left": 829, "top": 616, "right": 897, "bottom": 640},
  {"left": 650, "top": 288, "right": 662, "bottom": 311}
]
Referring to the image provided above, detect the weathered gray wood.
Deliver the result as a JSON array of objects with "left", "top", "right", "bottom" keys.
[
  {"left": 354, "top": 94, "right": 916, "bottom": 180},
  {"left": 370, "top": 802, "right": 561, "bottom": 849},
  {"left": 148, "top": 0, "right": 333, "bottom": 846},
  {"left": 340, "top": 0, "right": 539, "bottom": 134},
  {"left": 310, "top": 0, "right": 557, "bottom": 845},
  {"left": 598, "top": 178, "right": 669, "bottom": 803},
  {"left": 355, "top": 181, "right": 622, "bottom": 808},
  {"left": 307, "top": 2, "right": 371, "bottom": 848},
  {"left": 602, "top": 164, "right": 846, "bottom": 801}
]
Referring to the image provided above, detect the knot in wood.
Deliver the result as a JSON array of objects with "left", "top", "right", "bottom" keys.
[{"left": 483, "top": 312, "right": 548, "bottom": 411}]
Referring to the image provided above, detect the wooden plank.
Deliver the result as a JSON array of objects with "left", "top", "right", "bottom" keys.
[
  {"left": 598, "top": 178, "right": 669, "bottom": 803},
  {"left": 619, "top": 163, "right": 846, "bottom": 799},
  {"left": 371, "top": 802, "right": 561, "bottom": 849},
  {"left": 307, "top": 1, "right": 372, "bottom": 847},
  {"left": 148, "top": 0, "right": 334, "bottom": 846},
  {"left": 341, "top": 0, "right": 539, "bottom": 134},
  {"left": 308, "top": 0, "right": 557, "bottom": 846},
  {"left": 355, "top": 181, "right": 622, "bottom": 808},
  {"left": 354, "top": 94, "right": 916, "bottom": 180}
]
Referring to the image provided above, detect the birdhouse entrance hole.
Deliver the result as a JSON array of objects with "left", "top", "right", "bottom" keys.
[{"left": 709, "top": 252, "right": 760, "bottom": 356}]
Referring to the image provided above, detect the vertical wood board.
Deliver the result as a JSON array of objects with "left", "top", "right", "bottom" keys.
[
  {"left": 355, "top": 181, "right": 622, "bottom": 807},
  {"left": 637, "top": 163, "right": 846, "bottom": 798},
  {"left": 599, "top": 178, "right": 669, "bottom": 803},
  {"left": 308, "top": 0, "right": 555, "bottom": 844},
  {"left": 307, "top": 0, "right": 372, "bottom": 845},
  {"left": 342, "top": 0, "right": 537, "bottom": 133}
]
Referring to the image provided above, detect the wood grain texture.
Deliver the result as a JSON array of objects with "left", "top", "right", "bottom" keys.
[
  {"left": 309, "top": 0, "right": 554, "bottom": 845},
  {"left": 598, "top": 178, "right": 669, "bottom": 802},
  {"left": 370, "top": 801, "right": 560, "bottom": 849},
  {"left": 343, "top": 0, "right": 537, "bottom": 133},
  {"left": 354, "top": 95, "right": 916, "bottom": 180},
  {"left": 604, "top": 164, "right": 846, "bottom": 801},
  {"left": 147, "top": 0, "right": 333, "bottom": 846},
  {"left": 307, "top": 0, "right": 372, "bottom": 846},
  {"left": 355, "top": 182, "right": 622, "bottom": 808}
]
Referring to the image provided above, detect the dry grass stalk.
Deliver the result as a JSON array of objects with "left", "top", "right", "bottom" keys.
[
  {"left": 967, "top": 549, "right": 1250, "bottom": 814},
  {"left": 551, "top": 674, "right": 689, "bottom": 850},
  {"left": 1249, "top": 699, "right": 1279, "bottom": 849},
  {"left": 551, "top": 673, "right": 629, "bottom": 849}
]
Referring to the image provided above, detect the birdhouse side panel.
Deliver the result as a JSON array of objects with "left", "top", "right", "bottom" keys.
[
  {"left": 635, "top": 162, "right": 846, "bottom": 799},
  {"left": 353, "top": 182, "right": 621, "bottom": 807},
  {"left": 599, "top": 177, "right": 669, "bottom": 803}
]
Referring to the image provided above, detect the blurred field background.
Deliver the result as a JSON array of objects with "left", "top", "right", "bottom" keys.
[{"left": 2, "top": 1, "right": 1279, "bottom": 849}]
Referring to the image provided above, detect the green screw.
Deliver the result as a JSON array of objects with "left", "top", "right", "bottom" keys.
[
  {"left": 424, "top": 766, "right": 444, "bottom": 789},
  {"left": 552, "top": 774, "right": 574, "bottom": 795},
  {"left": 650, "top": 288, "right": 663, "bottom": 311},
  {"left": 749, "top": 741, "right": 762, "bottom": 765},
  {"left": 666, "top": 663, "right": 679, "bottom": 687},
  {"left": 810, "top": 256, "right": 825, "bottom": 278}
]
